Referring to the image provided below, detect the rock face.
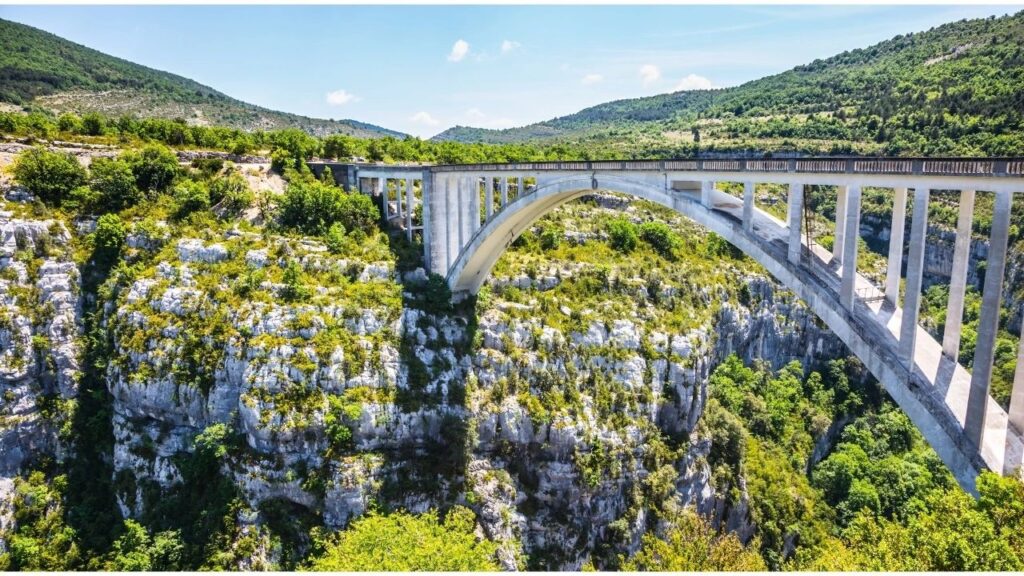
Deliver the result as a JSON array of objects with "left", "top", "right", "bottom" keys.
[
  {"left": 0, "top": 214, "right": 81, "bottom": 555},
  {"left": 0, "top": 192, "right": 854, "bottom": 569},
  {"left": 0, "top": 214, "right": 80, "bottom": 476}
]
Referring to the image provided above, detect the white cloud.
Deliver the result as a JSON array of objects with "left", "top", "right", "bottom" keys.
[
  {"left": 409, "top": 111, "right": 440, "bottom": 126},
  {"left": 581, "top": 73, "right": 603, "bottom": 86},
  {"left": 325, "top": 89, "right": 358, "bottom": 106},
  {"left": 463, "top": 108, "right": 515, "bottom": 129},
  {"left": 674, "top": 73, "right": 715, "bottom": 91},
  {"left": 501, "top": 40, "right": 521, "bottom": 54},
  {"left": 639, "top": 64, "right": 661, "bottom": 86},
  {"left": 448, "top": 39, "right": 470, "bottom": 62}
]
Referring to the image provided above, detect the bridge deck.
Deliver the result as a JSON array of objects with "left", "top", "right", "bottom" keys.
[{"left": 699, "top": 187, "right": 1024, "bottom": 475}]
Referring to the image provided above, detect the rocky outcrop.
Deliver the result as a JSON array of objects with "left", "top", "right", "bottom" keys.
[{"left": 0, "top": 214, "right": 80, "bottom": 476}]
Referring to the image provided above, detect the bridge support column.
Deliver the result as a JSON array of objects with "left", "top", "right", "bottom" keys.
[
  {"left": 446, "top": 175, "right": 459, "bottom": 270},
  {"left": 1011, "top": 334, "right": 1024, "bottom": 434},
  {"left": 787, "top": 183, "right": 803, "bottom": 264},
  {"left": 380, "top": 178, "right": 390, "bottom": 219},
  {"left": 943, "top": 189, "right": 975, "bottom": 360},
  {"left": 405, "top": 178, "right": 415, "bottom": 241},
  {"left": 840, "top": 185, "right": 862, "bottom": 309},
  {"left": 396, "top": 179, "right": 404, "bottom": 221},
  {"left": 485, "top": 176, "right": 494, "bottom": 220},
  {"left": 423, "top": 172, "right": 441, "bottom": 272},
  {"left": 833, "top": 185, "right": 848, "bottom": 264},
  {"left": 899, "top": 187, "right": 930, "bottom": 368},
  {"left": 501, "top": 177, "right": 508, "bottom": 208},
  {"left": 886, "top": 187, "right": 908, "bottom": 306},
  {"left": 743, "top": 182, "right": 755, "bottom": 233},
  {"left": 701, "top": 181, "right": 714, "bottom": 208},
  {"left": 967, "top": 190, "right": 1014, "bottom": 447},
  {"left": 470, "top": 176, "right": 482, "bottom": 234}
]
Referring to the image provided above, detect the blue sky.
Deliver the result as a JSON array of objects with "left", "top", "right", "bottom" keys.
[{"left": 1, "top": 4, "right": 1020, "bottom": 137}]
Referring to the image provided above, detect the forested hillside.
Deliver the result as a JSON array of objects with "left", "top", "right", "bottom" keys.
[
  {"left": 0, "top": 18, "right": 403, "bottom": 138},
  {"left": 435, "top": 11, "right": 1024, "bottom": 156}
]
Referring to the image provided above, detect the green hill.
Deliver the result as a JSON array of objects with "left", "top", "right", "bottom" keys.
[
  {"left": 433, "top": 11, "right": 1024, "bottom": 156},
  {"left": 0, "top": 17, "right": 404, "bottom": 138}
]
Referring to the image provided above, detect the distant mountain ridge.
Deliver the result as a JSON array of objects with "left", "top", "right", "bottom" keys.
[
  {"left": 0, "top": 17, "right": 405, "bottom": 138},
  {"left": 432, "top": 10, "right": 1024, "bottom": 157}
]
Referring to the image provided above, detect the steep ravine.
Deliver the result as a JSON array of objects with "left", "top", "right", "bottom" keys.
[{"left": 2, "top": 190, "right": 976, "bottom": 569}]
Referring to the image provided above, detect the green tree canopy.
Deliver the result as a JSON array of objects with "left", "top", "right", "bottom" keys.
[
  {"left": 305, "top": 507, "right": 499, "bottom": 571},
  {"left": 12, "top": 147, "right": 87, "bottom": 205}
]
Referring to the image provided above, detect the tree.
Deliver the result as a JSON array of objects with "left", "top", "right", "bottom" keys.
[
  {"left": 81, "top": 112, "right": 106, "bottom": 136},
  {"left": 278, "top": 180, "right": 379, "bottom": 236},
  {"left": 306, "top": 507, "right": 498, "bottom": 571},
  {"left": 12, "top": 147, "right": 87, "bottom": 205},
  {"left": 607, "top": 217, "right": 639, "bottom": 253},
  {"left": 639, "top": 221, "right": 681, "bottom": 259},
  {"left": 89, "top": 157, "right": 141, "bottom": 211},
  {"left": 124, "top": 144, "right": 179, "bottom": 194},
  {"left": 621, "top": 508, "right": 766, "bottom": 571},
  {"left": 93, "top": 213, "right": 127, "bottom": 264},
  {"left": 172, "top": 180, "right": 211, "bottom": 218}
]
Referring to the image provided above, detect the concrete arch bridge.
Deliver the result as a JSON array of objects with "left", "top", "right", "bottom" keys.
[{"left": 309, "top": 157, "right": 1024, "bottom": 494}]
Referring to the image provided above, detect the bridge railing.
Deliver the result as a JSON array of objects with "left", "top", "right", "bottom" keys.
[{"left": 423, "top": 157, "right": 1024, "bottom": 178}]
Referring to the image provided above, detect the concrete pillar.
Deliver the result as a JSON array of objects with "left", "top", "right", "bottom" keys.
[
  {"left": 445, "top": 175, "right": 458, "bottom": 271},
  {"left": 1011, "top": 334, "right": 1024, "bottom": 434},
  {"left": 966, "top": 190, "right": 1014, "bottom": 447},
  {"left": 942, "top": 189, "right": 975, "bottom": 360},
  {"left": 787, "top": 183, "right": 803, "bottom": 265},
  {"left": 742, "top": 182, "right": 754, "bottom": 233},
  {"left": 395, "top": 179, "right": 403, "bottom": 221},
  {"left": 405, "top": 177, "right": 414, "bottom": 241},
  {"left": 423, "top": 172, "right": 438, "bottom": 272},
  {"left": 456, "top": 176, "right": 466, "bottom": 249},
  {"left": 885, "top": 187, "right": 908, "bottom": 306},
  {"left": 485, "top": 176, "right": 494, "bottom": 219},
  {"left": 833, "top": 185, "right": 848, "bottom": 264},
  {"left": 469, "top": 177, "right": 481, "bottom": 234},
  {"left": 839, "top": 185, "right": 862, "bottom": 309},
  {"left": 501, "top": 177, "right": 508, "bottom": 208},
  {"left": 701, "top": 181, "right": 714, "bottom": 208},
  {"left": 380, "top": 178, "right": 390, "bottom": 219},
  {"left": 898, "top": 187, "right": 930, "bottom": 367}
]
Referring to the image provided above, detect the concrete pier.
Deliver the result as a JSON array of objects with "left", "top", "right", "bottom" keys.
[
  {"left": 885, "top": 187, "right": 908, "bottom": 306},
  {"left": 833, "top": 185, "right": 848, "bottom": 264},
  {"left": 743, "top": 182, "right": 754, "bottom": 233},
  {"left": 967, "top": 190, "right": 1014, "bottom": 447},
  {"left": 787, "top": 183, "right": 803, "bottom": 264},
  {"left": 943, "top": 189, "right": 975, "bottom": 360},
  {"left": 405, "top": 177, "right": 414, "bottom": 240},
  {"left": 839, "top": 185, "right": 862, "bottom": 309},
  {"left": 899, "top": 187, "right": 930, "bottom": 367}
]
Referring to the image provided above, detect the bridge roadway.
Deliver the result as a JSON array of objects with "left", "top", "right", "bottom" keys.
[{"left": 309, "top": 157, "right": 1024, "bottom": 493}]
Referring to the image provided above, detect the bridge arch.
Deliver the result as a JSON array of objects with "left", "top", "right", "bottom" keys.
[{"left": 446, "top": 173, "right": 1017, "bottom": 494}]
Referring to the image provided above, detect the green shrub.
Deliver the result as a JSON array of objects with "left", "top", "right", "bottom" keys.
[
  {"left": 278, "top": 180, "right": 379, "bottom": 236},
  {"left": 607, "top": 217, "right": 638, "bottom": 253},
  {"left": 89, "top": 157, "right": 141, "bottom": 212},
  {"left": 124, "top": 144, "right": 179, "bottom": 194},
  {"left": 12, "top": 147, "right": 87, "bottom": 205},
  {"left": 93, "top": 213, "right": 127, "bottom": 263},
  {"left": 306, "top": 507, "right": 498, "bottom": 571},
  {"left": 281, "top": 260, "right": 310, "bottom": 302},
  {"left": 639, "top": 221, "right": 680, "bottom": 259},
  {"left": 325, "top": 222, "right": 349, "bottom": 254},
  {"left": 172, "top": 181, "right": 211, "bottom": 218},
  {"left": 539, "top": 226, "right": 561, "bottom": 251}
]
